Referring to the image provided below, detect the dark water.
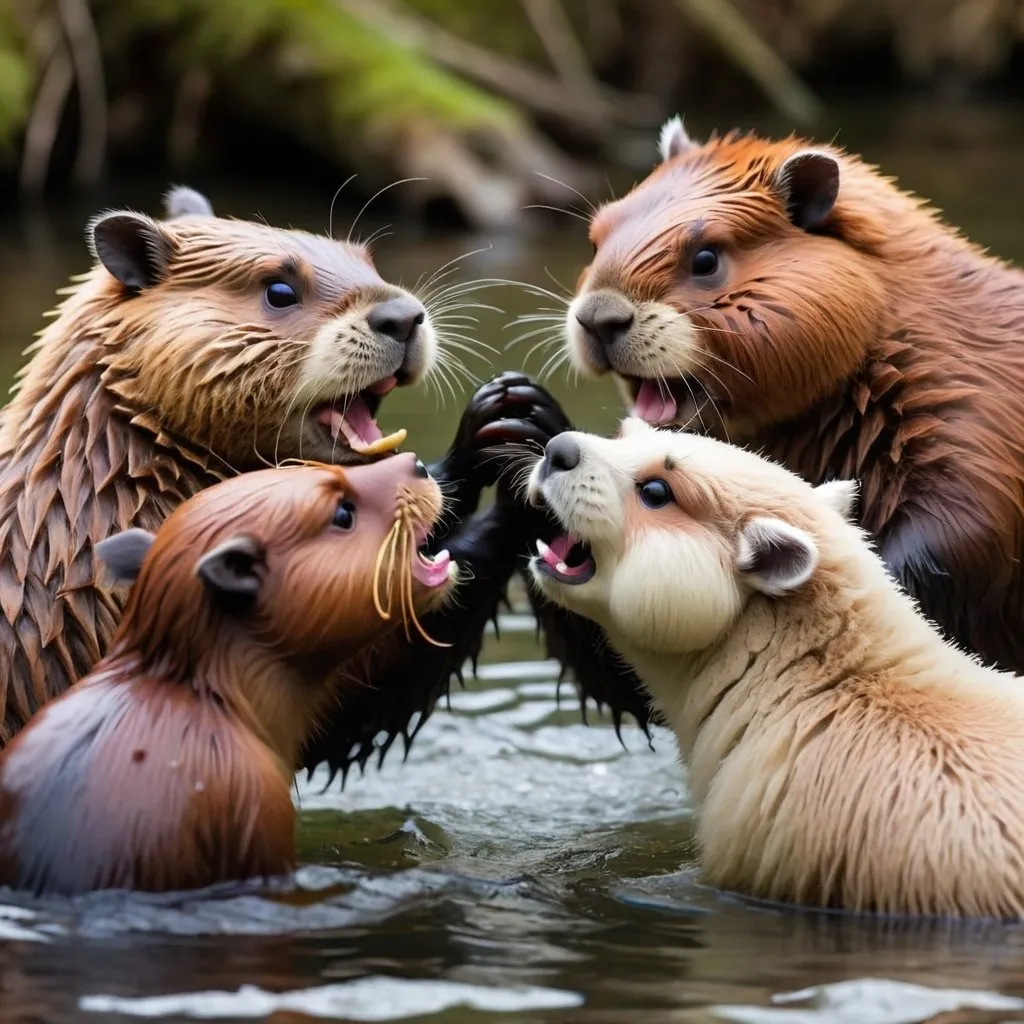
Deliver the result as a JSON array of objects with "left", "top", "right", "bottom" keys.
[{"left": 3, "top": 100, "right": 1024, "bottom": 1023}]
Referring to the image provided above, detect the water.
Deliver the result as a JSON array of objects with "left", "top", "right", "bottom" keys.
[{"left": 3, "top": 99, "right": 1024, "bottom": 1023}]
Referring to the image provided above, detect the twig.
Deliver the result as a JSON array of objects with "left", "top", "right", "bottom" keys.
[
  {"left": 54, "top": 0, "right": 108, "bottom": 186},
  {"left": 518, "top": 0, "right": 601, "bottom": 104},
  {"left": 334, "top": 0, "right": 656, "bottom": 132},
  {"left": 19, "top": 43, "right": 74, "bottom": 197},
  {"left": 674, "top": 0, "right": 822, "bottom": 125}
]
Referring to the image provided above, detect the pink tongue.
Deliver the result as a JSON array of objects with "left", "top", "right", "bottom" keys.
[
  {"left": 411, "top": 549, "right": 451, "bottom": 588},
  {"left": 632, "top": 380, "right": 678, "bottom": 425},
  {"left": 341, "top": 396, "right": 384, "bottom": 445},
  {"left": 548, "top": 534, "right": 576, "bottom": 562}
]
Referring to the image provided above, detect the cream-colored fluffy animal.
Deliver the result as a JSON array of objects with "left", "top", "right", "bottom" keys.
[{"left": 526, "top": 418, "right": 1024, "bottom": 919}]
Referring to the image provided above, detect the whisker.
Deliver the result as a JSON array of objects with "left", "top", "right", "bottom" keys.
[
  {"left": 523, "top": 204, "right": 591, "bottom": 223},
  {"left": 373, "top": 522, "right": 401, "bottom": 621},
  {"left": 532, "top": 171, "right": 598, "bottom": 214},
  {"left": 328, "top": 174, "right": 358, "bottom": 239},
  {"left": 346, "top": 177, "right": 427, "bottom": 245}
]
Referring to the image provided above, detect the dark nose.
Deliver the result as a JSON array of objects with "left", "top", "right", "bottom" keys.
[
  {"left": 575, "top": 291, "right": 635, "bottom": 349},
  {"left": 413, "top": 457, "right": 429, "bottom": 479},
  {"left": 367, "top": 296, "right": 426, "bottom": 345},
  {"left": 540, "top": 434, "right": 581, "bottom": 480}
]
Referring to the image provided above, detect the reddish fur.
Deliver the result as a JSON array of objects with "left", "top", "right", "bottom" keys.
[
  {"left": 573, "top": 127, "right": 1024, "bottom": 674},
  {"left": 0, "top": 457, "right": 452, "bottom": 895},
  {"left": 0, "top": 203, "right": 434, "bottom": 744}
]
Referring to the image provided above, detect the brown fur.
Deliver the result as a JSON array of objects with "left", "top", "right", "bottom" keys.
[
  {"left": 565, "top": 119, "right": 1024, "bottom": 678},
  {"left": 0, "top": 456, "right": 454, "bottom": 895},
  {"left": 0, "top": 190, "right": 441, "bottom": 744}
]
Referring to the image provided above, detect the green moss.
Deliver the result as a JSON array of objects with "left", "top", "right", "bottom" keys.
[
  {"left": 97, "top": 0, "right": 523, "bottom": 148},
  {"left": 0, "top": 12, "right": 32, "bottom": 152}
]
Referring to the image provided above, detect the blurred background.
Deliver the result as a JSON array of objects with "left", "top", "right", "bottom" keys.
[
  {"left": 2, "top": 0, "right": 1024, "bottom": 225},
  {"left": 2, "top": 0, "right": 1024, "bottom": 433},
  {"left": 3, "top": 5, "right": 1024, "bottom": 1021}
]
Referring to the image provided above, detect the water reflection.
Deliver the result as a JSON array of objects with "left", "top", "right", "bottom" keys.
[{"left": 3, "top": 98, "right": 1024, "bottom": 1021}]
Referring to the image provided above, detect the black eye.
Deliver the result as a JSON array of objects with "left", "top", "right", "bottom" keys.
[
  {"left": 333, "top": 499, "right": 356, "bottom": 530},
  {"left": 638, "top": 478, "right": 673, "bottom": 509},
  {"left": 691, "top": 248, "right": 719, "bottom": 276},
  {"left": 265, "top": 280, "right": 299, "bottom": 308}
]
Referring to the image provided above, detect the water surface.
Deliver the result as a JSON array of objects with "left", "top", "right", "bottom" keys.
[{"left": 3, "top": 98, "right": 1024, "bottom": 1023}]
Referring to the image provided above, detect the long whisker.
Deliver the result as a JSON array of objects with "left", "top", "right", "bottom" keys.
[
  {"left": 328, "top": 174, "right": 358, "bottom": 239},
  {"left": 346, "top": 177, "right": 427, "bottom": 245},
  {"left": 532, "top": 171, "right": 598, "bottom": 214},
  {"left": 373, "top": 522, "right": 401, "bottom": 621},
  {"left": 397, "top": 516, "right": 450, "bottom": 648}
]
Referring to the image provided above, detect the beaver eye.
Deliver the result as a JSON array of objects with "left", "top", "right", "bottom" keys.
[
  {"left": 332, "top": 499, "right": 356, "bottom": 530},
  {"left": 691, "top": 248, "right": 719, "bottom": 276},
  {"left": 638, "top": 478, "right": 673, "bottom": 509},
  {"left": 265, "top": 280, "right": 299, "bottom": 309}
]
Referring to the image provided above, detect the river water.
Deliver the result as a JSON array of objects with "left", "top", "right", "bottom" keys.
[{"left": 2, "top": 99, "right": 1024, "bottom": 1023}]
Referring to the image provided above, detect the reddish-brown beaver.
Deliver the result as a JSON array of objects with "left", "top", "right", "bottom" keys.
[
  {"left": 0, "top": 185, "right": 566, "bottom": 779},
  {"left": 512, "top": 116, "right": 1024, "bottom": 737},
  {"left": 0, "top": 455, "right": 456, "bottom": 895}
]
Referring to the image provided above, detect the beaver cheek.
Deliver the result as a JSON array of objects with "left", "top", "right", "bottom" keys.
[{"left": 610, "top": 535, "right": 741, "bottom": 655}]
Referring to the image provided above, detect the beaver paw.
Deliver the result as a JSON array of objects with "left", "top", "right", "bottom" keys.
[{"left": 430, "top": 371, "right": 573, "bottom": 519}]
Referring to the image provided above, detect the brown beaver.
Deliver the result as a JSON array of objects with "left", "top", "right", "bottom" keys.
[
  {"left": 0, "top": 454, "right": 456, "bottom": 895},
  {"left": 517, "top": 115, "right": 1024, "bottom": 738},
  {"left": 0, "top": 184, "right": 567, "bottom": 778}
]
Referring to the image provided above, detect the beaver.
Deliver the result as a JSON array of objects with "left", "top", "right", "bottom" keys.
[
  {"left": 0, "top": 454, "right": 456, "bottom": 895},
  {"left": 0, "top": 184, "right": 567, "bottom": 778},
  {"left": 519, "top": 116, "right": 1024, "bottom": 738},
  {"left": 527, "top": 418, "right": 1024, "bottom": 919}
]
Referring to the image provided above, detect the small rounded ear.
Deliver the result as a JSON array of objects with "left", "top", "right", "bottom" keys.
[
  {"left": 815, "top": 479, "right": 859, "bottom": 522},
  {"left": 658, "top": 115, "right": 697, "bottom": 163},
  {"left": 195, "top": 536, "right": 265, "bottom": 600},
  {"left": 773, "top": 150, "right": 840, "bottom": 231},
  {"left": 618, "top": 416, "right": 656, "bottom": 439},
  {"left": 88, "top": 211, "right": 173, "bottom": 291},
  {"left": 94, "top": 528, "right": 157, "bottom": 583},
  {"left": 164, "top": 185, "right": 214, "bottom": 220},
  {"left": 736, "top": 517, "right": 819, "bottom": 597}
]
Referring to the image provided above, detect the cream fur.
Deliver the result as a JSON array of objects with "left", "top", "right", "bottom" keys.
[
  {"left": 528, "top": 420, "right": 1024, "bottom": 919},
  {"left": 658, "top": 115, "right": 694, "bottom": 163}
]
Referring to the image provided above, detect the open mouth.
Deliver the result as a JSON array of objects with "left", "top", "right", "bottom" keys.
[
  {"left": 312, "top": 375, "right": 408, "bottom": 457},
  {"left": 411, "top": 521, "right": 452, "bottom": 589},
  {"left": 626, "top": 376, "right": 716, "bottom": 427},
  {"left": 534, "top": 533, "right": 595, "bottom": 586}
]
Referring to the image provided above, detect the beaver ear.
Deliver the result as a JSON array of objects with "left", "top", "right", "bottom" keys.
[
  {"left": 774, "top": 150, "right": 840, "bottom": 231},
  {"left": 95, "top": 528, "right": 156, "bottom": 583},
  {"left": 88, "top": 212, "right": 173, "bottom": 291},
  {"left": 736, "top": 517, "right": 819, "bottom": 596},
  {"left": 164, "top": 185, "right": 214, "bottom": 219},
  {"left": 815, "top": 479, "right": 859, "bottom": 521},
  {"left": 658, "top": 115, "right": 696, "bottom": 163},
  {"left": 196, "top": 536, "right": 265, "bottom": 600}
]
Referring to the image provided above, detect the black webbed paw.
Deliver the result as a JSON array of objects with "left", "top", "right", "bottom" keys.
[{"left": 429, "top": 371, "right": 573, "bottom": 532}]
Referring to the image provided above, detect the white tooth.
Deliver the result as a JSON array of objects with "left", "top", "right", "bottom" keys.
[
  {"left": 536, "top": 539, "right": 552, "bottom": 559},
  {"left": 434, "top": 549, "right": 450, "bottom": 563},
  {"left": 555, "top": 562, "right": 569, "bottom": 574}
]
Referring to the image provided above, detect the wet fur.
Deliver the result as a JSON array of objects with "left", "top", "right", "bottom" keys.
[
  {"left": 0, "top": 188, "right": 558, "bottom": 775},
  {"left": 529, "top": 421, "right": 1024, "bottom": 919},
  {"left": 533, "top": 120, "right": 1024, "bottom": 737},
  {"left": 0, "top": 460, "right": 452, "bottom": 895}
]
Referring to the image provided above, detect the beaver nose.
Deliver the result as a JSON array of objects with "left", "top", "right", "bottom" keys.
[
  {"left": 539, "top": 434, "right": 581, "bottom": 480},
  {"left": 367, "top": 297, "right": 426, "bottom": 345},
  {"left": 575, "top": 291, "right": 635, "bottom": 349},
  {"left": 413, "top": 457, "right": 429, "bottom": 479}
]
